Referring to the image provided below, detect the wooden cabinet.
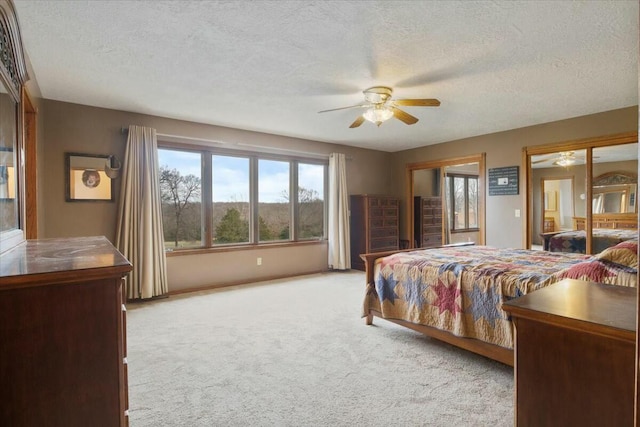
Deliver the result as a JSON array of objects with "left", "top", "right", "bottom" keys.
[
  {"left": 414, "top": 196, "right": 443, "bottom": 248},
  {"left": 503, "top": 279, "right": 636, "bottom": 427},
  {"left": 0, "top": 236, "right": 133, "bottom": 427},
  {"left": 350, "top": 195, "right": 399, "bottom": 271},
  {"left": 543, "top": 217, "right": 555, "bottom": 233}
]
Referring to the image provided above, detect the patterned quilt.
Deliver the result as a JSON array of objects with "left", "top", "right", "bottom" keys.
[
  {"left": 549, "top": 228, "right": 637, "bottom": 254},
  {"left": 363, "top": 241, "right": 638, "bottom": 349}
]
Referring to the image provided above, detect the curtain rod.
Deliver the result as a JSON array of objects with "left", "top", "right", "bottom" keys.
[{"left": 120, "top": 127, "right": 352, "bottom": 160}]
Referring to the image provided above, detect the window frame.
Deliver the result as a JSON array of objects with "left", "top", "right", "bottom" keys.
[
  {"left": 158, "top": 142, "right": 328, "bottom": 253},
  {"left": 447, "top": 173, "right": 479, "bottom": 233}
]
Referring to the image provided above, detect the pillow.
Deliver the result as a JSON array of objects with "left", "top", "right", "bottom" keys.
[{"left": 594, "top": 239, "right": 638, "bottom": 270}]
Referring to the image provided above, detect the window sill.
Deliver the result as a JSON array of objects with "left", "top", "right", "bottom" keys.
[{"left": 165, "top": 239, "right": 327, "bottom": 257}]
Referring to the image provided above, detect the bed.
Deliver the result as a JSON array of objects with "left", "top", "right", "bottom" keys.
[
  {"left": 548, "top": 228, "right": 638, "bottom": 254},
  {"left": 361, "top": 240, "right": 638, "bottom": 365}
]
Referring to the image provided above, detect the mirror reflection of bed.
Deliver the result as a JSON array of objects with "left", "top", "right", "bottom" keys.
[{"left": 530, "top": 141, "right": 638, "bottom": 254}]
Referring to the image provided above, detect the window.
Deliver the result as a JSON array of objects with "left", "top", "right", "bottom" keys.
[
  {"left": 446, "top": 174, "right": 478, "bottom": 232},
  {"left": 258, "top": 159, "right": 290, "bottom": 242},
  {"left": 158, "top": 149, "right": 203, "bottom": 249},
  {"left": 297, "top": 163, "right": 325, "bottom": 239},
  {"left": 212, "top": 155, "right": 250, "bottom": 245},
  {"left": 158, "top": 146, "right": 327, "bottom": 250}
]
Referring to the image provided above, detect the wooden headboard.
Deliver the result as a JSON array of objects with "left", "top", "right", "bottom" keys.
[{"left": 573, "top": 214, "right": 638, "bottom": 230}]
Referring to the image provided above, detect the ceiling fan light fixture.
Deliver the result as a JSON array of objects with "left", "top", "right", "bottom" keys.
[
  {"left": 555, "top": 156, "right": 576, "bottom": 167},
  {"left": 363, "top": 106, "right": 394, "bottom": 126}
]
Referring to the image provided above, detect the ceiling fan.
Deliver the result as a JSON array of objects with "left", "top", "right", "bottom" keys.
[
  {"left": 318, "top": 86, "right": 440, "bottom": 128},
  {"left": 532, "top": 151, "right": 591, "bottom": 167}
]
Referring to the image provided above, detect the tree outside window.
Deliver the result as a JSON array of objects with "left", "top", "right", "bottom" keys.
[
  {"left": 158, "top": 146, "right": 326, "bottom": 250},
  {"left": 158, "top": 149, "right": 202, "bottom": 249}
]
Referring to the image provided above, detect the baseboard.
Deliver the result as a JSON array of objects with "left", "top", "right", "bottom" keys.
[{"left": 167, "top": 269, "right": 331, "bottom": 296}]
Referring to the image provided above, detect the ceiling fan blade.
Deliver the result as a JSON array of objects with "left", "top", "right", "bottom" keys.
[
  {"left": 393, "top": 98, "right": 441, "bottom": 107},
  {"left": 532, "top": 158, "right": 553, "bottom": 164},
  {"left": 390, "top": 106, "right": 419, "bottom": 125},
  {"left": 318, "top": 104, "right": 368, "bottom": 113},
  {"left": 349, "top": 116, "right": 365, "bottom": 128}
]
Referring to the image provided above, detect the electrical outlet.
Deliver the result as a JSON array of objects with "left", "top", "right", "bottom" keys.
[{"left": 257, "top": 257, "right": 262, "bottom": 266}]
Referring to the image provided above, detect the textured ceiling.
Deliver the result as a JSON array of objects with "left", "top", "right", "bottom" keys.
[{"left": 13, "top": 0, "right": 639, "bottom": 152}]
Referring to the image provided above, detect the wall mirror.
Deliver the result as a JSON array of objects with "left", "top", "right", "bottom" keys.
[
  {"left": 65, "top": 153, "right": 115, "bottom": 202},
  {"left": 408, "top": 154, "right": 485, "bottom": 249},
  {"left": 591, "top": 171, "right": 637, "bottom": 214},
  {"left": 0, "top": 0, "right": 30, "bottom": 252},
  {"left": 526, "top": 134, "right": 638, "bottom": 254},
  {"left": 0, "top": 80, "right": 17, "bottom": 233},
  {"left": 530, "top": 149, "right": 585, "bottom": 247}
]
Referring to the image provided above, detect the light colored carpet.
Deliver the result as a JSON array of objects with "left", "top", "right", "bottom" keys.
[{"left": 127, "top": 271, "right": 513, "bottom": 426}]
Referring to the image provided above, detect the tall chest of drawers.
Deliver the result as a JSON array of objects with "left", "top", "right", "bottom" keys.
[
  {"left": 350, "top": 194, "right": 399, "bottom": 271},
  {"left": 414, "top": 196, "right": 443, "bottom": 248}
]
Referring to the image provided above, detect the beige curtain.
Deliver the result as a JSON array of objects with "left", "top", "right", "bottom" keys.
[
  {"left": 328, "top": 153, "right": 350, "bottom": 270},
  {"left": 116, "top": 125, "right": 168, "bottom": 299}
]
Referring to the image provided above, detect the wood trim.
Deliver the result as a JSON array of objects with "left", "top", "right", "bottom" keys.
[
  {"left": 22, "top": 88, "right": 37, "bottom": 238},
  {"left": 366, "top": 309, "right": 514, "bottom": 366},
  {"left": 478, "top": 152, "right": 486, "bottom": 245},
  {"left": 525, "top": 132, "right": 637, "bottom": 156},
  {"left": 523, "top": 148, "right": 530, "bottom": 248},
  {"left": 586, "top": 148, "right": 593, "bottom": 253},
  {"left": 406, "top": 154, "right": 486, "bottom": 172},
  {"left": 406, "top": 166, "right": 414, "bottom": 247}
]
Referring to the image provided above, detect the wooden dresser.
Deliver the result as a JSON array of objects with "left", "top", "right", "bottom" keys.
[
  {"left": 414, "top": 196, "right": 443, "bottom": 248},
  {"left": 0, "top": 236, "right": 133, "bottom": 427},
  {"left": 350, "top": 195, "right": 399, "bottom": 271},
  {"left": 503, "top": 279, "right": 636, "bottom": 427}
]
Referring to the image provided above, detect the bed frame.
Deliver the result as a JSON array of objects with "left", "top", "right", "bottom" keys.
[
  {"left": 573, "top": 214, "right": 638, "bottom": 231},
  {"left": 360, "top": 247, "right": 514, "bottom": 366}
]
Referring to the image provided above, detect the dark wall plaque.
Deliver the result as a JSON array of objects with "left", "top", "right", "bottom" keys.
[{"left": 488, "top": 166, "right": 519, "bottom": 196}]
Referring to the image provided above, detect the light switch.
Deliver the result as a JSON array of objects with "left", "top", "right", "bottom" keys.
[{"left": 515, "top": 209, "right": 521, "bottom": 218}]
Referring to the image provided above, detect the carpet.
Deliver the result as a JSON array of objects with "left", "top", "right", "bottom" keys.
[{"left": 127, "top": 271, "right": 513, "bottom": 426}]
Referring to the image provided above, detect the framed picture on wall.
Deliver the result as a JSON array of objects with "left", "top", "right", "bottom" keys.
[{"left": 65, "top": 152, "right": 114, "bottom": 202}]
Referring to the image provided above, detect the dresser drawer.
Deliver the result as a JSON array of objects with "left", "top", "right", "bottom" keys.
[
  {"left": 383, "top": 208, "right": 398, "bottom": 218},
  {"left": 422, "top": 234, "right": 442, "bottom": 247},
  {"left": 370, "top": 227, "right": 399, "bottom": 238},
  {"left": 369, "top": 237, "right": 398, "bottom": 251},
  {"left": 369, "top": 207, "right": 384, "bottom": 217},
  {"left": 423, "top": 225, "right": 441, "bottom": 234},
  {"left": 370, "top": 218, "right": 398, "bottom": 228}
]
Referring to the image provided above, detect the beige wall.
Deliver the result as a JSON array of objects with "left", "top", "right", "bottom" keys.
[
  {"left": 391, "top": 107, "right": 638, "bottom": 248},
  {"left": 38, "top": 100, "right": 637, "bottom": 290},
  {"left": 40, "top": 100, "right": 393, "bottom": 291}
]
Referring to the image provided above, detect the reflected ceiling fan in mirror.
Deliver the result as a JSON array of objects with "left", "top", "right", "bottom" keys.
[
  {"left": 318, "top": 86, "right": 440, "bottom": 128},
  {"left": 532, "top": 151, "right": 595, "bottom": 167}
]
